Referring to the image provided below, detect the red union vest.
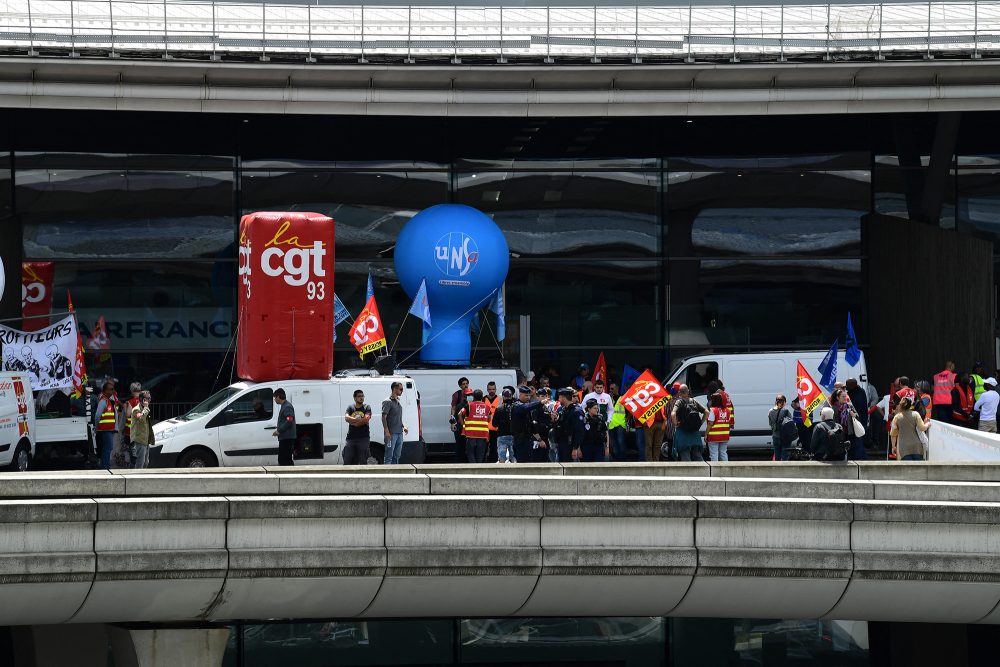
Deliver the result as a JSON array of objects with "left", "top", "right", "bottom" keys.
[
  {"left": 933, "top": 370, "right": 956, "bottom": 406},
  {"left": 462, "top": 401, "right": 492, "bottom": 439},
  {"left": 706, "top": 407, "right": 731, "bottom": 443},
  {"left": 97, "top": 398, "right": 117, "bottom": 432}
]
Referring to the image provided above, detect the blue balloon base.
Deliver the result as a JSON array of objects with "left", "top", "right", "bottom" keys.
[{"left": 420, "top": 320, "right": 474, "bottom": 366}]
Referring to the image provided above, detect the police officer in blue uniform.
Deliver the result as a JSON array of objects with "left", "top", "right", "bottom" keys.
[
  {"left": 511, "top": 386, "right": 541, "bottom": 463},
  {"left": 554, "top": 388, "right": 586, "bottom": 462}
]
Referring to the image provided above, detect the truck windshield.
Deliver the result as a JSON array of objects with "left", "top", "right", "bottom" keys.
[{"left": 179, "top": 387, "right": 242, "bottom": 421}]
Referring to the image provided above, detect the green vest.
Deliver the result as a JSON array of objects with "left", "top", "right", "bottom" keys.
[
  {"left": 972, "top": 374, "right": 986, "bottom": 400},
  {"left": 609, "top": 398, "right": 628, "bottom": 430}
]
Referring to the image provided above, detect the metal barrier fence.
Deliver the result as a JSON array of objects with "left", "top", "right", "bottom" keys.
[{"left": 0, "top": 0, "right": 996, "bottom": 61}]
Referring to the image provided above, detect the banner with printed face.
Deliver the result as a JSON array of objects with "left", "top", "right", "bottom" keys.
[
  {"left": 0, "top": 315, "right": 78, "bottom": 390},
  {"left": 620, "top": 369, "right": 670, "bottom": 426},
  {"left": 237, "top": 212, "right": 335, "bottom": 381},
  {"left": 21, "top": 262, "right": 54, "bottom": 332},
  {"left": 350, "top": 295, "right": 387, "bottom": 357}
]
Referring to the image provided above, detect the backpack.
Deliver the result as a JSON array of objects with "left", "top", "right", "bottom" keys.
[
  {"left": 677, "top": 399, "right": 703, "bottom": 432},
  {"left": 818, "top": 422, "right": 848, "bottom": 461},
  {"left": 778, "top": 411, "right": 798, "bottom": 447}
]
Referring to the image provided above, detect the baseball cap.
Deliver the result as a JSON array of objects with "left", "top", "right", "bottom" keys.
[
  {"left": 501, "top": 388, "right": 513, "bottom": 399},
  {"left": 463, "top": 387, "right": 474, "bottom": 395},
  {"left": 986, "top": 377, "right": 998, "bottom": 386},
  {"left": 579, "top": 363, "right": 589, "bottom": 369}
]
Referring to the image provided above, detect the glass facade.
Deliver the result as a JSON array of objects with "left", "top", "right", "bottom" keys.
[
  {"left": 0, "top": 117, "right": 995, "bottom": 412},
  {"left": 215, "top": 616, "right": 872, "bottom": 666}
]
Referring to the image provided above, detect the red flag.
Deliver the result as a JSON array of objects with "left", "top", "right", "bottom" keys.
[
  {"left": 67, "top": 291, "right": 89, "bottom": 398},
  {"left": 87, "top": 316, "right": 111, "bottom": 351},
  {"left": 796, "top": 360, "right": 826, "bottom": 427},
  {"left": 21, "top": 262, "right": 54, "bottom": 332},
  {"left": 620, "top": 370, "right": 670, "bottom": 426},
  {"left": 349, "top": 295, "right": 387, "bottom": 357},
  {"left": 592, "top": 352, "right": 607, "bottom": 386}
]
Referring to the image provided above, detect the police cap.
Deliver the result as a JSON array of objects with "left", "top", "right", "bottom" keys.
[
  {"left": 517, "top": 385, "right": 531, "bottom": 395},
  {"left": 585, "top": 398, "right": 599, "bottom": 409},
  {"left": 556, "top": 388, "right": 575, "bottom": 399}
]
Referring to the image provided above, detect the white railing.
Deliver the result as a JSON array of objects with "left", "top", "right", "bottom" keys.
[{"left": 0, "top": 0, "right": 996, "bottom": 61}]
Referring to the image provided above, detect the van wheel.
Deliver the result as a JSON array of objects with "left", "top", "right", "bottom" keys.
[
  {"left": 177, "top": 447, "right": 218, "bottom": 468},
  {"left": 7, "top": 442, "right": 30, "bottom": 472}
]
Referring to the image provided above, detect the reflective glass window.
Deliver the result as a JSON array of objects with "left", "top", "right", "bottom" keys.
[
  {"left": 957, "top": 168, "right": 1000, "bottom": 242},
  {"left": 46, "top": 262, "right": 234, "bottom": 352},
  {"left": 669, "top": 258, "right": 862, "bottom": 348},
  {"left": 240, "top": 170, "right": 449, "bottom": 260},
  {"left": 668, "top": 171, "right": 867, "bottom": 257},
  {"left": 454, "top": 171, "right": 661, "bottom": 259},
  {"left": 18, "top": 155, "right": 235, "bottom": 259}
]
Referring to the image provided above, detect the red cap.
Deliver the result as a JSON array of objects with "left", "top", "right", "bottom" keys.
[{"left": 463, "top": 387, "right": 474, "bottom": 395}]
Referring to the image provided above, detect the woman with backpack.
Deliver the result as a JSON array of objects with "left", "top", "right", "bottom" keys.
[
  {"left": 890, "top": 397, "right": 931, "bottom": 461},
  {"left": 671, "top": 384, "right": 706, "bottom": 462}
]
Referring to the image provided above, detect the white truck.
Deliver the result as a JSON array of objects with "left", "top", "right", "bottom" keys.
[
  {"left": 400, "top": 367, "right": 520, "bottom": 458},
  {"left": 150, "top": 371, "right": 423, "bottom": 467},
  {"left": 663, "top": 350, "right": 871, "bottom": 451},
  {"left": 0, "top": 373, "right": 36, "bottom": 471}
]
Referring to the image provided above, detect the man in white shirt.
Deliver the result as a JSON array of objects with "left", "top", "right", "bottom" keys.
[
  {"left": 974, "top": 377, "right": 1000, "bottom": 433},
  {"left": 582, "top": 379, "right": 614, "bottom": 425}
]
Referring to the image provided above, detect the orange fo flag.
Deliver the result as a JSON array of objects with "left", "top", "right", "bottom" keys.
[
  {"left": 592, "top": 352, "right": 607, "bottom": 386},
  {"left": 349, "top": 295, "right": 387, "bottom": 357},
  {"left": 796, "top": 360, "right": 826, "bottom": 427},
  {"left": 67, "top": 291, "right": 89, "bottom": 398}
]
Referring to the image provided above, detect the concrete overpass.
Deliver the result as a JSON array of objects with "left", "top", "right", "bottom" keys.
[{"left": 4, "top": 461, "right": 1000, "bottom": 630}]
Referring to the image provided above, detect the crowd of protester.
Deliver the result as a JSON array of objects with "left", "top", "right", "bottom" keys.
[{"left": 440, "top": 358, "right": 1000, "bottom": 465}]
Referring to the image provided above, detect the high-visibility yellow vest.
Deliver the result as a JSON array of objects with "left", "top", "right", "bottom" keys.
[
  {"left": 706, "top": 407, "right": 731, "bottom": 443},
  {"left": 609, "top": 399, "right": 628, "bottom": 430},
  {"left": 972, "top": 374, "right": 986, "bottom": 401},
  {"left": 97, "top": 400, "right": 117, "bottom": 431}
]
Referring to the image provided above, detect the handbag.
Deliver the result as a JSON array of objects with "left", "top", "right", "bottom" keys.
[
  {"left": 916, "top": 420, "right": 929, "bottom": 448},
  {"left": 851, "top": 415, "right": 866, "bottom": 437}
]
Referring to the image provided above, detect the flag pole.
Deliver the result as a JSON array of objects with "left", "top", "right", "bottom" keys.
[{"left": 388, "top": 313, "right": 410, "bottom": 354}]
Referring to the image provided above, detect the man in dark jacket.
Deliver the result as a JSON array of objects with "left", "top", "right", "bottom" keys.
[
  {"left": 845, "top": 379, "right": 869, "bottom": 460},
  {"left": 809, "top": 406, "right": 846, "bottom": 462},
  {"left": 273, "top": 388, "right": 297, "bottom": 466},
  {"left": 554, "top": 388, "right": 586, "bottom": 463}
]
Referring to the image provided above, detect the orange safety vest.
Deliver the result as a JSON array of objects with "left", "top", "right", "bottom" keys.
[
  {"left": 486, "top": 395, "right": 501, "bottom": 432},
  {"left": 933, "top": 370, "right": 956, "bottom": 405},
  {"left": 706, "top": 407, "right": 731, "bottom": 443},
  {"left": 462, "top": 401, "right": 492, "bottom": 439},
  {"left": 952, "top": 385, "right": 974, "bottom": 422},
  {"left": 97, "top": 398, "right": 117, "bottom": 431}
]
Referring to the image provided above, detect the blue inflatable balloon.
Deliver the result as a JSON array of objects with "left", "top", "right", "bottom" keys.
[{"left": 395, "top": 204, "right": 509, "bottom": 365}]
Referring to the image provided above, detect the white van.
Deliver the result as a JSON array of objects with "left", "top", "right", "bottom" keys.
[
  {"left": 664, "top": 350, "right": 870, "bottom": 451},
  {"left": 0, "top": 373, "right": 36, "bottom": 471},
  {"left": 401, "top": 367, "right": 519, "bottom": 458},
  {"left": 149, "top": 373, "right": 422, "bottom": 468}
]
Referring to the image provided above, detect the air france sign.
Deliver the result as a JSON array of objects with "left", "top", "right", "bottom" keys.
[{"left": 435, "top": 232, "right": 479, "bottom": 286}]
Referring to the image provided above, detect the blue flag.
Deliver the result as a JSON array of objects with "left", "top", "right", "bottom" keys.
[
  {"left": 408, "top": 278, "right": 431, "bottom": 327},
  {"left": 620, "top": 364, "right": 641, "bottom": 395},
  {"left": 488, "top": 285, "right": 505, "bottom": 341},
  {"left": 845, "top": 312, "right": 861, "bottom": 367},
  {"left": 366, "top": 273, "right": 374, "bottom": 302},
  {"left": 470, "top": 313, "right": 480, "bottom": 336},
  {"left": 817, "top": 338, "right": 839, "bottom": 394},
  {"left": 333, "top": 292, "right": 351, "bottom": 344},
  {"left": 333, "top": 292, "right": 351, "bottom": 326}
]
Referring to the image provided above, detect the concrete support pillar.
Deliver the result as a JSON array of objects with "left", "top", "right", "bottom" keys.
[{"left": 108, "top": 626, "right": 230, "bottom": 667}]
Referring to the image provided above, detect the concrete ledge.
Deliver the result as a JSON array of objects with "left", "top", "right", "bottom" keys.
[
  {"left": 542, "top": 496, "right": 697, "bottom": 519},
  {"left": 387, "top": 495, "right": 542, "bottom": 518},
  {"left": 851, "top": 499, "right": 1000, "bottom": 524},
  {"left": 111, "top": 467, "right": 268, "bottom": 475},
  {"left": 429, "top": 474, "right": 578, "bottom": 495},
  {"left": 565, "top": 462, "right": 710, "bottom": 477},
  {"left": 696, "top": 497, "right": 855, "bottom": 522},
  {"left": 0, "top": 498, "right": 96, "bottom": 523},
  {"left": 0, "top": 473, "right": 124, "bottom": 498},
  {"left": 226, "top": 496, "right": 387, "bottom": 519},
  {"left": 95, "top": 497, "right": 228, "bottom": 521},
  {"left": 709, "top": 461, "right": 859, "bottom": 479},
  {"left": 264, "top": 464, "right": 417, "bottom": 474},
  {"left": 573, "top": 476, "right": 721, "bottom": 497},
  {"left": 415, "top": 463, "right": 562, "bottom": 476},
  {"left": 123, "top": 474, "right": 280, "bottom": 497},
  {"left": 857, "top": 461, "right": 1000, "bottom": 482},
  {"left": 277, "top": 473, "right": 429, "bottom": 495},
  {"left": 723, "top": 478, "right": 875, "bottom": 500},
  {"left": 873, "top": 480, "right": 1000, "bottom": 503}
]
